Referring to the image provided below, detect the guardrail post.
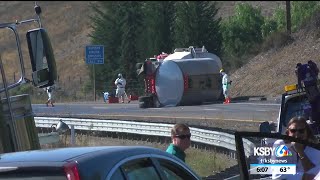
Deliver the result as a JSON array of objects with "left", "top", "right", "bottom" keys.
[{"left": 70, "top": 125, "right": 75, "bottom": 146}]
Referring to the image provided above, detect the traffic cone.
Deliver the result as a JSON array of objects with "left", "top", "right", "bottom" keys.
[
  {"left": 223, "top": 97, "right": 231, "bottom": 104},
  {"left": 226, "top": 97, "right": 231, "bottom": 104},
  {"left": 223, "top": 98, "right": 228, "bottom": 104}
]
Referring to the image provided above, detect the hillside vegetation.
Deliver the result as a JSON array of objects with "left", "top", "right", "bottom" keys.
[
  {"left": 230, "top": 11, "right": 320, "bottom": 98},
  {"left": 1, "top": 1, "right": 318, "bottom": 101}
]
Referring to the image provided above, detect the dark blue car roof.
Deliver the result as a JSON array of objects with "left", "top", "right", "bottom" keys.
[
  {"left": 0, "top": 146, "right": 170, "bottom": 163},
  {"left": 0, "top": 146, "right": 199, "bottom": 180}
]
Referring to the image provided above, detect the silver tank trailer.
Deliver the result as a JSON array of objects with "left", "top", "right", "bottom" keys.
[{"left": 155, "top": 47, "right": 223, "bottom": 106}]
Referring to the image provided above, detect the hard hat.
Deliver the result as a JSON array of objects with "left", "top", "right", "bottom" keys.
[
  {"left": 118, "top": 73, "right": 122, "bottom": 78},
  {"left": 220, "top": 69, "right": 224, "bottom": 73}
]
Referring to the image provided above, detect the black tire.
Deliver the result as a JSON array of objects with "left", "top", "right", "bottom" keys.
[
  {"left": 139, "top": 102, "right": 147, "bottom": 108},
  {"left": 153, "top": 96, "right": 162, "bottom": 108},
  {"left": 139, "top": 96, "right": 151, "bottom": 102},
  {"left": 138, "top": 95, "right": 154, "bottom": 108},
  {"left": 148, "top": 96, "right": 154, "bottom": 108}
]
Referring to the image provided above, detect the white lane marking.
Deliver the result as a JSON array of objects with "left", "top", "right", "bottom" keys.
[
  {"left": 256, "top": 109, "right": 269, "bottom": 112},
  {"left": 93, "top": 107, "right": 109, "bottom": 109},
  {"left": 228, "top": 102, "right": 280, "bottom": 106},
  {"left": 36, "top": 107, "right": 55, "bottom": 109},
  {"left": 204, "top": 109, "right": 219, "bottom": 111}
]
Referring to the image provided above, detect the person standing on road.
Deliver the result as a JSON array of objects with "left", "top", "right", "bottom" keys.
[
  {"left": 220, "top": 69, "right": 232, "bottom": 104},
  {"left": 45, "top": 86, "right": 54, "bottom": 107},
  {"left": 166, "top": 123, "right": 191, "bottom": 162},
  {"left": 114, "top": 73, "right": 130, "bottom": 103}
]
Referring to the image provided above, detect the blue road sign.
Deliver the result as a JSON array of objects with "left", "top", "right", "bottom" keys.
[{"left": 85, "top": 45, "right": 104, "bottom": 64}]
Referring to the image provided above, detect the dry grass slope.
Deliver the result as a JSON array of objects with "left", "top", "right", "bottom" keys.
[
  {"left": 0, "top": 1, "right": 94, "bottom": 95},
  {"left": 230, "top": 12, "right": 320, "bottom": 98},
  {"left": 2, "top": 1, "right": 318, "bottom": 99}
]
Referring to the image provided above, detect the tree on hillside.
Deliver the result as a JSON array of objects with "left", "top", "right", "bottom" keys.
[
  {"left": 173, "top": 1, "right": 222, "bottom": 56},
  {"left": 141, "top": 1, "right": 176, "bottom": 57},
  {"left": 261, "top": 17, "right": 278, "bottom": 39},
  {"left": 118, "top": 1, "right": 144, "bottom": 89},
  {"left": 222, "top": 3, "right": 264, "bottom": 58},
  {"left": 272, "top": 6, "right": 286, "bottom": 31},
  {"left": 291, "top": 1, "right": 320, "bottom": 31},
  {"left": 89, "top": 2, "right": 123, "bottom": 92}
]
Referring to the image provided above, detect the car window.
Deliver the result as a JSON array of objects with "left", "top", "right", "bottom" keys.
[
  {"left": 157, "top": 158, "right": 197, "bottom": 180},
  {"left": 110, "top": 168, "right": 125, "bottom": 180},
  {"left": 283, "top": 95, "right": 309, "bottom": 126},
  {"left": 0, "top": 169, "right": 66, "bottom": 180},
  {"left": 0, "top": 175, "right": 66, "bottom": 180},
  {"left": 121, "top": 158, "right": 161, "bottom": 180}
]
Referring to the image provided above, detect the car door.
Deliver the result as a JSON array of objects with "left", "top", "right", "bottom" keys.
[
  {"left": 235, "top": 131, "right": 320, "bottom": 180},
  {"left": 108, "top": 157, "right": 161, "bottom": 180},
  {"left": 153, "top": 157, "right": 201, "bottom": 180},
  {"left": 107, "top": 155, "right": 200, "bottom": 180}
]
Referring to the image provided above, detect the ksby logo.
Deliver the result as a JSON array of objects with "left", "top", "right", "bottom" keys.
[
  {"left": 253, "top": 145, "right": 293, "bottom": 157},
  {"left": 275, "top": 145, "right": 292, "bottom": 157}
]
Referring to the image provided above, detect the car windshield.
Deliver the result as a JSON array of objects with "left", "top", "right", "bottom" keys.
[{"left": 283, "top": 94, "right": 310, "bottom": 126}]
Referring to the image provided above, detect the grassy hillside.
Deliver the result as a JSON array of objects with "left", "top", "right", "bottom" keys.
[
  {"left": 1, "top": 1, "right": 312, "bottom": 102},
  {"left": 0, "top": 1, "right": 95, "bottom": 101},
  {"left": 230, "top": 12, "right": 320, "bottom": 98}
]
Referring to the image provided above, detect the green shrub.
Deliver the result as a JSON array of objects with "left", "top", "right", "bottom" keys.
[
  {"left": 261, "top": 17, "right": 278, "bottom": 39},
  {"left": 292, "top": 1, "right": 320, "bottom": 31},
  {"left": 272, "top": 6, "right": 286, "bottom": 32},
  {"left": 222, "top": 3, "right": 264, "bottom": 58},
  {"left": 261, "top": 31, "right": 293, "bottom": 52}
]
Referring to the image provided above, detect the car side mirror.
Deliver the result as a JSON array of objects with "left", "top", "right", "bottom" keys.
[
  {"left": 26, "top": 28, "right": 57, "bottom": 88},
  {"left": 259, "top": 121, "right": 271, "bottom": 133}
]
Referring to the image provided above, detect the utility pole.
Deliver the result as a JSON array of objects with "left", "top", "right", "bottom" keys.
[{"left": 286, "top": 1, "right": 291, "bottom": 35}]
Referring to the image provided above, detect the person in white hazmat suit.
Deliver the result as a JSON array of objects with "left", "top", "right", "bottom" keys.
[
  {"left": 220, "top": 69, "right": 231, "bottom": 104},
  {"left": 44, "top": 86, "right": 54, "bottom": 107},
  {"left": 114, "top": 73, "right": 130, "bottom": 103}
]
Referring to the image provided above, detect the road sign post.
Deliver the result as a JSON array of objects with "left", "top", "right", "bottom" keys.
[{"left": 85, "top": 45, "right": 104, "bottom": 101}]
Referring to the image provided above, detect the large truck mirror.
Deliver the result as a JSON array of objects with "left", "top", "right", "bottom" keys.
[
  {"left": 26, "top": 28, "right": 57, "bottom": 88},
  {"left": 259, "top": 121, "right": 271, "bottom": 133}
]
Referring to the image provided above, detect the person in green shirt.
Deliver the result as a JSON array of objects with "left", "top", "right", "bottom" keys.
[{"left": 166, "top": 123, "right": 191, "bottom": 162}]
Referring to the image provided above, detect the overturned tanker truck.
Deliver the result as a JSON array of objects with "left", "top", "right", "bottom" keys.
[{"left": 136, "top": 46, "right": 224, "bottom": 108}]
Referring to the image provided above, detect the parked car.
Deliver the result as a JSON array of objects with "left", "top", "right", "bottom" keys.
[{"left": 0, "top": 146, "right": 201, "bottom": 180}]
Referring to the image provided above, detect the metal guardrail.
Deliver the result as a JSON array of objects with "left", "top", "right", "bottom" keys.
[
  {"left": 38, "top": 132, "right": 60, "bottom": 144},
  {"left": 34, "top": 117, "right": 254, "bottom": 157}
]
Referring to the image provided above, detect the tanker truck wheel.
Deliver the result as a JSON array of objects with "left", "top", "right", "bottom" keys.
[
  {"left": 153, "top": 95, "right": 162, "bottom": 108},
  {"left": 153, "top": 99, "right": 162, "bottom": 108},
  {"left": 139, "top": 96, "right": 151, "bottom": 102},
  {"left": 139, "top": 101, "right": 148, "bottom": 108},
  {"left": 138, "top": 95, "right": 154, "bottom": 108}
]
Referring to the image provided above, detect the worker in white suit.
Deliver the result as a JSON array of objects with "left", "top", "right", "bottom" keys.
[
  {"left": 114, "top": 73, "right": 130, "bottom": 103},
  {"left": 220, "top": 69, "right": 231, "bottom": 104}
]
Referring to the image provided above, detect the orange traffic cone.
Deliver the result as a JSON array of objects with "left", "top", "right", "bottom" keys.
[
  {"left": 223, "top": 98, "right": 228, "bottom": 104},
  {"left": 223, "top": 97, "right": 231, "bottom": 104}
]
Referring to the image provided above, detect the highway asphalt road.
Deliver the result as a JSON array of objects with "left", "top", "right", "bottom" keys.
[{"left": 33, "top": 100, "right": 280, "bottom": 125}]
